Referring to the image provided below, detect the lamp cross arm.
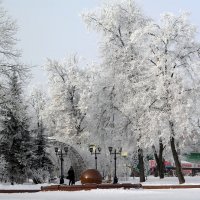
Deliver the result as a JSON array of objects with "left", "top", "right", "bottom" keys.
[
  {"left": 93, "top": 152, "right": 101, "bottom": 155},
  {"left": 110, "top": 152, "right": 121, "bottom": 155}
]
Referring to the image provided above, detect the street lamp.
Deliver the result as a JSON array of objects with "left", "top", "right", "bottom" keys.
[
  {"left": 55, "top": 146, "right": 68, "bottom": 184},
  {"left": 108, "top": 146, "right": 122, "bottom": 184},
  {"left": 89, "top": 144, "right": 101, "bottom": 170}
]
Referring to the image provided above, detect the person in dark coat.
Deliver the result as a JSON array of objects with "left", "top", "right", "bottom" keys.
[{"left": 67, "top": 166, "right": 75, "bottom": 185}]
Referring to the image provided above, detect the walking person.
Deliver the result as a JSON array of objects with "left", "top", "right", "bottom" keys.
[{"left": 67, "top": 166, "right": 75, "bottom": 185}]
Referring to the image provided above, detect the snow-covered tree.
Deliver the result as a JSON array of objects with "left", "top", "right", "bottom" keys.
[
  {"left": 0, "top": 72, "right": 32, "bottom": 183},
  {"left": 30, "top": 87, "right": 47, "bottom": 129},
  {"left": 83, "top": 1, "right": 200, "bottom": 184},
  {"left": 0, "top": 155, "right": 8, "bottom": 182},
  {"left": 45, "top": 55, "right": 87, "bottom": 146},
  {"left": 0, "top": 4, "right": 27, "bottom": 106},
  {"left": 82, "top": 0, "right": 153, "bottom": 182},
  {"left": 29, "top": 87, "right": 53, "bottom": 183},
  {"left": 132, "top": 12, "right": 200, "bottom": 183},
  {"left": 0, "top": 4, "right": 31, "bottom": 184}
]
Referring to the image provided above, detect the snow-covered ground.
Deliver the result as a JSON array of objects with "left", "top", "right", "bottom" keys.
[
  {"left": 0, "top": 176, "right": 200, "bottom": 200},
  {"left": 134, "top": 176, "right": 200, "bottom": 185},
  {"left": 119, "top": 176, "right": 200, "bottom": 185},
  {"left": 1, "top": 176, "right": 200, "bottom": 190},
  {"left": 0, "top": 189, "right": 200, "bottom": 200},
  {"left": 0, "top": 182, "right": 49, "bottom": 190}
]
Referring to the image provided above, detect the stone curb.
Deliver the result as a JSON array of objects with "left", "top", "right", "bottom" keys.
[
  {"left": 142, "top": 185, "right": 200, "bottom": 189},
  {"left": 0, "top": 189, "right": 40, "bottom": 193},
  {"left": 41, "top": 183, "right": 142, "bottom": 191}
]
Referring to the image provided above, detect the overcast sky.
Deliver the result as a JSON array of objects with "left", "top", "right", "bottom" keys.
[{"left": 3, "top": 0, "right": 200, "bottom": 86}]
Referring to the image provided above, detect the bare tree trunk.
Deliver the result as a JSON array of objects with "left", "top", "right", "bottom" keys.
[
  {"left": 138, "top": 148, "right": 145, "bottom": 182},
  {"left": 153, "top": 149, "right": 159, "bottom": 177},
  {"left": 159, "top": 140, "right": 165, "bottom": 179},
  {"left": 153, "top": 140, "right": 165, "bottom": 179},
  {"left": 169, "top": 121, "right": 185, "bottom": 184}
]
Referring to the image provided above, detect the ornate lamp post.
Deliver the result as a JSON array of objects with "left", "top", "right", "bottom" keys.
[
  {"left": 89, "top": 144, "right": 101, "bottom": 170},
  {"left": 55, "top": 146, "right": 68, "bottom": 184},
  {"left": 108, "top": 146, "right": 122, "bottom": 184}
]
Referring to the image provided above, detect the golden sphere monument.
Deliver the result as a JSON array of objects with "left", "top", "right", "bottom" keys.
[{"left": 80, "top": 169, "right": 102, "bottom": 184}]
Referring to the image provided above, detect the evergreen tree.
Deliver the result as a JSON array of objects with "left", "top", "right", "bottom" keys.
[
  {"left": 31, "top": 122, "right": 53, "bottom": 172},
  {"left": 29, "top": 88, "right": 53, "bottom": 183},
  {"left": 30, "top": 124, "right": 53, "bottom": 184},
  {"left": 0, "top": 72, "right": 32, "bottom": 184}
]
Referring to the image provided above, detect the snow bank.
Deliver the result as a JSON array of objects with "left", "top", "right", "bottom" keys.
[{"left": 0, "top": 189, "right": 200, "bottom": 200}]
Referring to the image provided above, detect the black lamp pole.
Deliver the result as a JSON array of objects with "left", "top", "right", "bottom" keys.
[
  {"left": 94, "top": 149, "right": 98, "bottom": 169},
  {"left": 60, "top": 149, "right": 64, "bottom": 183},
  {"left": 89, "top": 145, "right": 101, "bottom": 170},
  {"left": 55, "top": 146, "right": 68, "bottom": 184},
  {"left": 108, "top": 147, "right": 122, "bottom": 184}
]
